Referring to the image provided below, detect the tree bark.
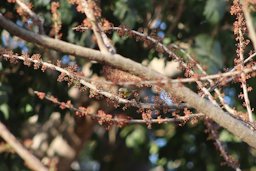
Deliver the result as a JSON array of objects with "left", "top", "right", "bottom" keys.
[{"left": 0, "top": 14, "right": 256, "bottom": 149}]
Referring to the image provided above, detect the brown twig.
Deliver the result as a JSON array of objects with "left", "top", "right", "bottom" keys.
[
  {"left": 80, "top": 0, "right": 116, "bottom": 54},
  {"left": 208, "top": 52, "right": 256, "bottom": 92},
  {"left": 82, "top": 26, "right": 236, "bottom": 114},
  {"left": 1, "top": 14, "right": 256, "bottom": 148},
  {"left": 34, "top": 90, "right": 205, "bottom": 125},
  {"left": 233, "top": 0, "right": 254, "bottom": 122},
  {"left": 0, "top": 51, "right": 188, "bottom": 110},
  {"left": 205, "top": 120, "right": 241, "bottom": 170},
  {"left": 238, "top": 26, "right": 253, "bottom": 121},
  {"left": 83, "top": 65, "right": 256, "bottom": 84},
  {"left": 76, "top": 26, "right": 256, "bottom": 88},
  {"left": 16, "top": 0, "right": 45, "bottom": 34}
]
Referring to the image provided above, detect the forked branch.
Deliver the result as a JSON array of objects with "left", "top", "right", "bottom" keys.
[{"left": 0, "top": 14, "right": 256, "bottom": 148}]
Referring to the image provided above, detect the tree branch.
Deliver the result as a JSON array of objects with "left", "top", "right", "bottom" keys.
[
  {"left": 1, "top": 14, "right": 256, "bottom": 148},
  {"left": 34, "top": 90, "right": 205, "bottom": 125},
  {"left": 79, "top": 0, "right": 115, "bottom": 54},
  {"left": 1, "top": 50, "right": 189, "bottom": 110},
  {"left": 16, "top": 0, "right": 45, "bottom": 34}
]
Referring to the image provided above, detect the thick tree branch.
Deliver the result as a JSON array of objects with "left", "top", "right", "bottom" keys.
[
  {"left": 1, "top": 14, "right": 256, "bottom": 148},
  {"left": 0, "top": 14, "right": 158, "bottom": 80},
  {"left": 1, "top": 51, "right": 189, "bottom": 110}
]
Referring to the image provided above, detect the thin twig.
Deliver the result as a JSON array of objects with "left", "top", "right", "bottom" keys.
[
  {"left": 34, "top": 90, "right": 205, "bottom": 125},
  {"left": 0, "top": 121, "right": 48, "bottom": 171},
  {"left": 80, "top": 65, "right": 256, "bottom": 85},
  {"left": 0, "top": 51, "right": 188, "bottom": 110},
  {"left": 80, "top": 26, "right": 236, "bottom": 113},
  {"left": 110, "top": 22, "right": 241, "bottom": 168},
  {"left": 170, "top": 44, "right": 237, "bottom": 114},
  {"left": 75, "top": 24, "right": 243, "bottom": 167},
  {"left": 127, "top": 114, "right": 204, "bottom": 124},
  {"left": 208, "top": 52, "right": 256, "bottom": 92},
  {"left": 205, "top": 120, "right": 241, "bottom": 170},
  {"left": 74, "top": 26, "right": 256, "bottom": 90},
  {"left": 80, "top": 0, "right": 116, "bottom": 54},
  {"left": 242, "top": 0, "right": 256, "bottom": 50},
  {"left": 16, "top": 0, "right": 45, "bottom": 34},
  {"left": 1, "top": 14, "right": 256, "bottom": 148},
  {"left": 234, "top": 0, "right": 254, "bottom": 122},
  {"left": 238, "top": 27, "right": 253, "bottom": 121},
  {"left": 241, "top": 0, "right": 255, "bottom": 122}
]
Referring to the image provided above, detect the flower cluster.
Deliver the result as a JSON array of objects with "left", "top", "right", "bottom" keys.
[{"left": 50, "top": 2, "right": 62, "bottom": 39}]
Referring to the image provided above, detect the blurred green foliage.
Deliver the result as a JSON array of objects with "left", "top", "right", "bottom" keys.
[{"left": 1, "top": 0, "right": 256, "bottom": 171}]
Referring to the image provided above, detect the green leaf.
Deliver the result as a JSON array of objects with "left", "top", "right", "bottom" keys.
[
  {"left": 59, "top": 0, "right": 73, "bottom": 24},
  {"left": 219, "top": 130, "right": 241, "bottom": 142},
  {"left": 32, "top": 0, "right": 50, "bottom": 7},
  {"left": 120, "top": 125, "right": 135, "bottom": 137},
  {"left": 203, "top": 0, "right": 226, "bottom": 24},
  {"left": 193, "top": 34, "right": 224, "bottom": 73},
  {"left": 0, "top": 103, "right": 9, "bottom": 120},
  {"left": 114, "top": 1, "right": 138, "bottom": 27},
  {"left": 114, "top": 1, "right": 128, "bottom": 20},
  {"left": 112, "top": 32, "right": 127, "bottom": 44},
  {"left": 163, "top": 38, "right": 171, "bottom": 45},
  {"left": 149, "top": 141, "right": 159, "bottom": 154},
  {"left": 122, "top": 125, "right": 146, "bottom": 149},
  {"left": 157, "top": 157, "right": 167, "bottom": 166},
  {"left": 25, "top": 104, "right": 33, "bottom": 113},
  {"left": 0, "top": 62, "right": 3, "bottom": 71}
]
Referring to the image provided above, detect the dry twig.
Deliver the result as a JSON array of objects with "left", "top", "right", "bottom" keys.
[
  {"left": 16, "top": 0, "right": 45, "bottom": 34},
  {"left": 1, "top": 14, "right": 256, "bottom": 148}
]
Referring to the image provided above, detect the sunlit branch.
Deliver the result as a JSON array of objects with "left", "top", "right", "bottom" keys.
[
  {"left": 74, "top": 26, "right": 238, "bottom": 113},
  {"left": 0, "top": 51, "right": 188, "bottom": 110},
  {"left": 80, "top": 0, "right": 116, "bottom": 54},
  {"left": 1, "top": 14, "right": 256, "bottom": 148}
]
